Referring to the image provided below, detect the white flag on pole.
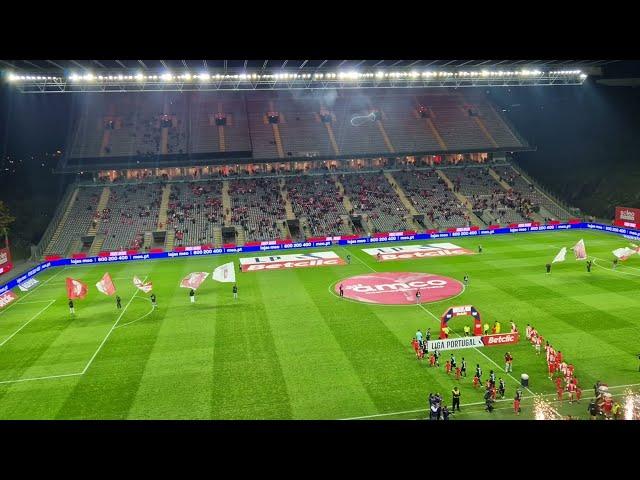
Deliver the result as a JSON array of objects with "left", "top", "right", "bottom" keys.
[
  {"left": 552, "top": 247, "right": 567, "bottom": 263},
  {"left": 572, "top": 239, "right": 587, "bottom": 260},
  {"left": 212, "top": 262, "right": 236, "bottom": 283}
]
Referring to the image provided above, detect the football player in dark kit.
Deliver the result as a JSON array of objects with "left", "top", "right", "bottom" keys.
[
  {"left": 339, "top": 284, "right": 344, "bottom": 297},
  {"left": 150, "top": 293, "right": 157, "bottom": 309},
  {"left": 116, "top": 295, "right": 122, "bottom": 309},
  {"left": 546, "top": 263, "right": 551, "bottom": 274},
  {"left": 586, "top": 260, "right": 592, "bottom": 272}
]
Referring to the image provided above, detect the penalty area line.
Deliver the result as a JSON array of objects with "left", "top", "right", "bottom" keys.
[{"left": 80, "top": 276, "right": 147, "bottom": 375}]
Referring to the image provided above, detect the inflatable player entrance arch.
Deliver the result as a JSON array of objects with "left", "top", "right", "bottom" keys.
[{"left": 440, "top": 305, "right": 482, "bottom": 339}]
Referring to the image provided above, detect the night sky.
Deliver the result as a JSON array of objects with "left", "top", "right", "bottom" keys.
[{"left": 1, "top": 62, "right": 639, "bottom": 252}]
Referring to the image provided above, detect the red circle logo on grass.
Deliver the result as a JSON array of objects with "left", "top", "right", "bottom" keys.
[{"left": 336, "top": 272, "right": 462, "bottom": 305}]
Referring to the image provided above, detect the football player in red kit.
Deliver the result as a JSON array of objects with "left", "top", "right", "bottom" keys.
[
  {"left": 411, "top": 338, "right": 421, "bottom": 359},
  {"left": 576, "top": 384, "right": 582, "bottom": 402},
  {"left": 567, "top": 381, "right": 576, "bottom": 403},
  {"left": 429, "top": 353, "right": 436, "bottom": 367},
  {"left": 556, "top": 385, "right": 564, "bottom": 403},
  {"left": 455, "top": 366, "right": 461, "bottom": 380},
  {"left": 445, "top": 360, "right": 452, "bottom": 375},
  {"left": 473, "top": 375, "right": 480, "bottom": 388},
  {"left": 548, "top": 361, "right": 556, "bottom": 379}
]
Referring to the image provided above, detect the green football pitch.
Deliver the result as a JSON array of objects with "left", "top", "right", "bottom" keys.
[{"left": 0, "top": 229, "right": 639, "bottom": 420}]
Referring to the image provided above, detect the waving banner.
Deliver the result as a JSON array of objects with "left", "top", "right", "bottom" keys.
[
  {"left": 572, "top": 239, "right": 587, "bottom": 260},
  {"left": 96, "top": 272, "right": 116, "bottom": 296},
  {"left": 133, "top": 276, "right": 153, "bottom": 293},
  {"left": 212, "top": 262, "right": 236, "bottom": 283},
  {"left": 180, "top": 272, "right": 209, "bottom": 290},
  {"left": 66, "top": 278, "right": 88, "bottom": 299},
  {"left": 552, "top": 247, "right": 567, "bottom": 263}
]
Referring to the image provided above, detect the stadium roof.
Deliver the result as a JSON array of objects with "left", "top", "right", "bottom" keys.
[
  {"left": 0, "top": 59, "right": 616, "bottom": 74},
  {"left": 1, "top": 60, "right": 611, "bottom": 93}
]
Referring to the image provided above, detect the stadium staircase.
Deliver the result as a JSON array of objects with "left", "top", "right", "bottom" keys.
[
  {"left": 88, "top": 234, "right": 105, "bottom": 257},
  {"left": 425, "top": 116, "right": 448, "bottom": 150},
  {"left": 471, "top": 115, "right": 499, "bottom": 149},
  {"left": 87, "top": 187, "right": 111, "bottom": 236},
  {"left": 222, "top": 181, "right": 232, "bottom": 226},
  {"left": 143, "top": 232, "right": 153, "bottom": 250},
  {"left": 218, "top": 125, "right": 226, "bottom": 152},
  {"left": 376, "top": 119, "right": 396, "bottom": 153},
  {"left": 279, "top": 179, "right": 297, "bottom": 220},
  {"left": 272, "top": 123, "right": 285, "bottom": 158},
  {"left": 157, "top": 184, "right": 172, "bottom": 230},
  {"left": 213, "top": 227, "right": 222, "bottom": 248},
  {"left": 44, "top": 188, "right": 79, "bottom": 257},
  {"left": 488, "top": 168, "right": 545, "bottom": 224},
  {"left": 86, "top": 187, "right": 111, "bottom": 255},
  {"left": 334, "top": 177, "right": 353, "bottom": 211},
  {"left": 236, "top": 227, "right": 246, "bottom": 246},
  {"left": 164, "top": 230, "right": 175, "bottom": 251},
  {"left": 324, "top": 122, "right": 341, "bottom": 155},
  {"left": 384, "top": 172, "right": 420, "bottom": 230},
  {"left": 436, "top": 170, "right": 486, "bottom": 228}
]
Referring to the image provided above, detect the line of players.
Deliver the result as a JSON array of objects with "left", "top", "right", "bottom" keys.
[
  {"left": 525, "top": 324, "right": 582, "bottom": 403},
  {"left": 411, "top": 329, "right": 522, "bottom": 416}
]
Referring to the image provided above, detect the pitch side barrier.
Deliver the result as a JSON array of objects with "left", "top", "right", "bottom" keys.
[{"left": 1, "top": 222, "right": 636, "bottom": 295}]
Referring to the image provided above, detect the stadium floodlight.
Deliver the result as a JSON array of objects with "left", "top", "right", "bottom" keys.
[
  {"left": 160, "top": 73, "right": 173, "bottom": 82},
  {"left": 7, "top": 73, "right": 17, "bottom": 82},
  {"left": 199, "top": 72, "right": 211, "bottom": 81},
  {"left": 135, "top": 72, "right": 144, "bottom": 81}
]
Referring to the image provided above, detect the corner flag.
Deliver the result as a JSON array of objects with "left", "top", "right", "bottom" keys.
[
  {"left": 96, "top": 272, "right": 116, "bottom": 296},
  {"left": 552, "top": 247, "right": 567, "bottom": 263},
  {"left": 66, "top": 277, "right": 88, "bottom": 299},
  {"left": 572, "top": 239, "right": 587, "bottom": 260},
  {"left": 212, "top": 262, "right": 236, "bottom": 283}
]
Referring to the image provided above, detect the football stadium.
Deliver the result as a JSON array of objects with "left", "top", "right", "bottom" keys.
[{"left": 1, "top": 59, "right": 640, "bottom": 421}]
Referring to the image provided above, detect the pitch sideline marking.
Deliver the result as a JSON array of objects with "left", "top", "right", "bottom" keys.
[
  {"left": 0, "top": 300, "right": 56, "bottom": 347},
  {"left": 339, "top": 382, "right": 640, "bottom": 419},
  {"left": 344, "top": 245, "right": 536, "bottom": 395},
  {"left": 0, "top": 372, "right": 83, "bottom": 386},
  {"left": 80, "top": 276, "right": 148, "bottom": 374}
]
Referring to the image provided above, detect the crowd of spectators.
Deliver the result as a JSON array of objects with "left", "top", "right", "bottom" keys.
[
  {"left": 100, "top": 183, "right": 163, "bottom": 251},
  {"left": 340, "top": 172, "right": 412, "bottom": 232},
  {"left": 229, "top": 178, "right": 286, "bottom": 241},
  {"left": 285, "top": 176, "right": 350, "bottom": 236},
  {"left": 167, "top": 181, "right": 224, "bottom": 247}
]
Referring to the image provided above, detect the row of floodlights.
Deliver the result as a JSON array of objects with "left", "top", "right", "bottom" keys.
[{"left": 7, "top": 70, "right": 586, "bottom": 83}]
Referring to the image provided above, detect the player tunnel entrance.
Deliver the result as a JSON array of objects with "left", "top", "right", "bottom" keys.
[{"left": 440, "top": 305, "right": 482, "bottom": 339}]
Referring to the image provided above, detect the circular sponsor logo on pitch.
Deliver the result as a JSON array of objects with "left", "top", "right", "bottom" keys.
[{"left": 335, "top": 272, "right": 462, "bottom": 305}]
